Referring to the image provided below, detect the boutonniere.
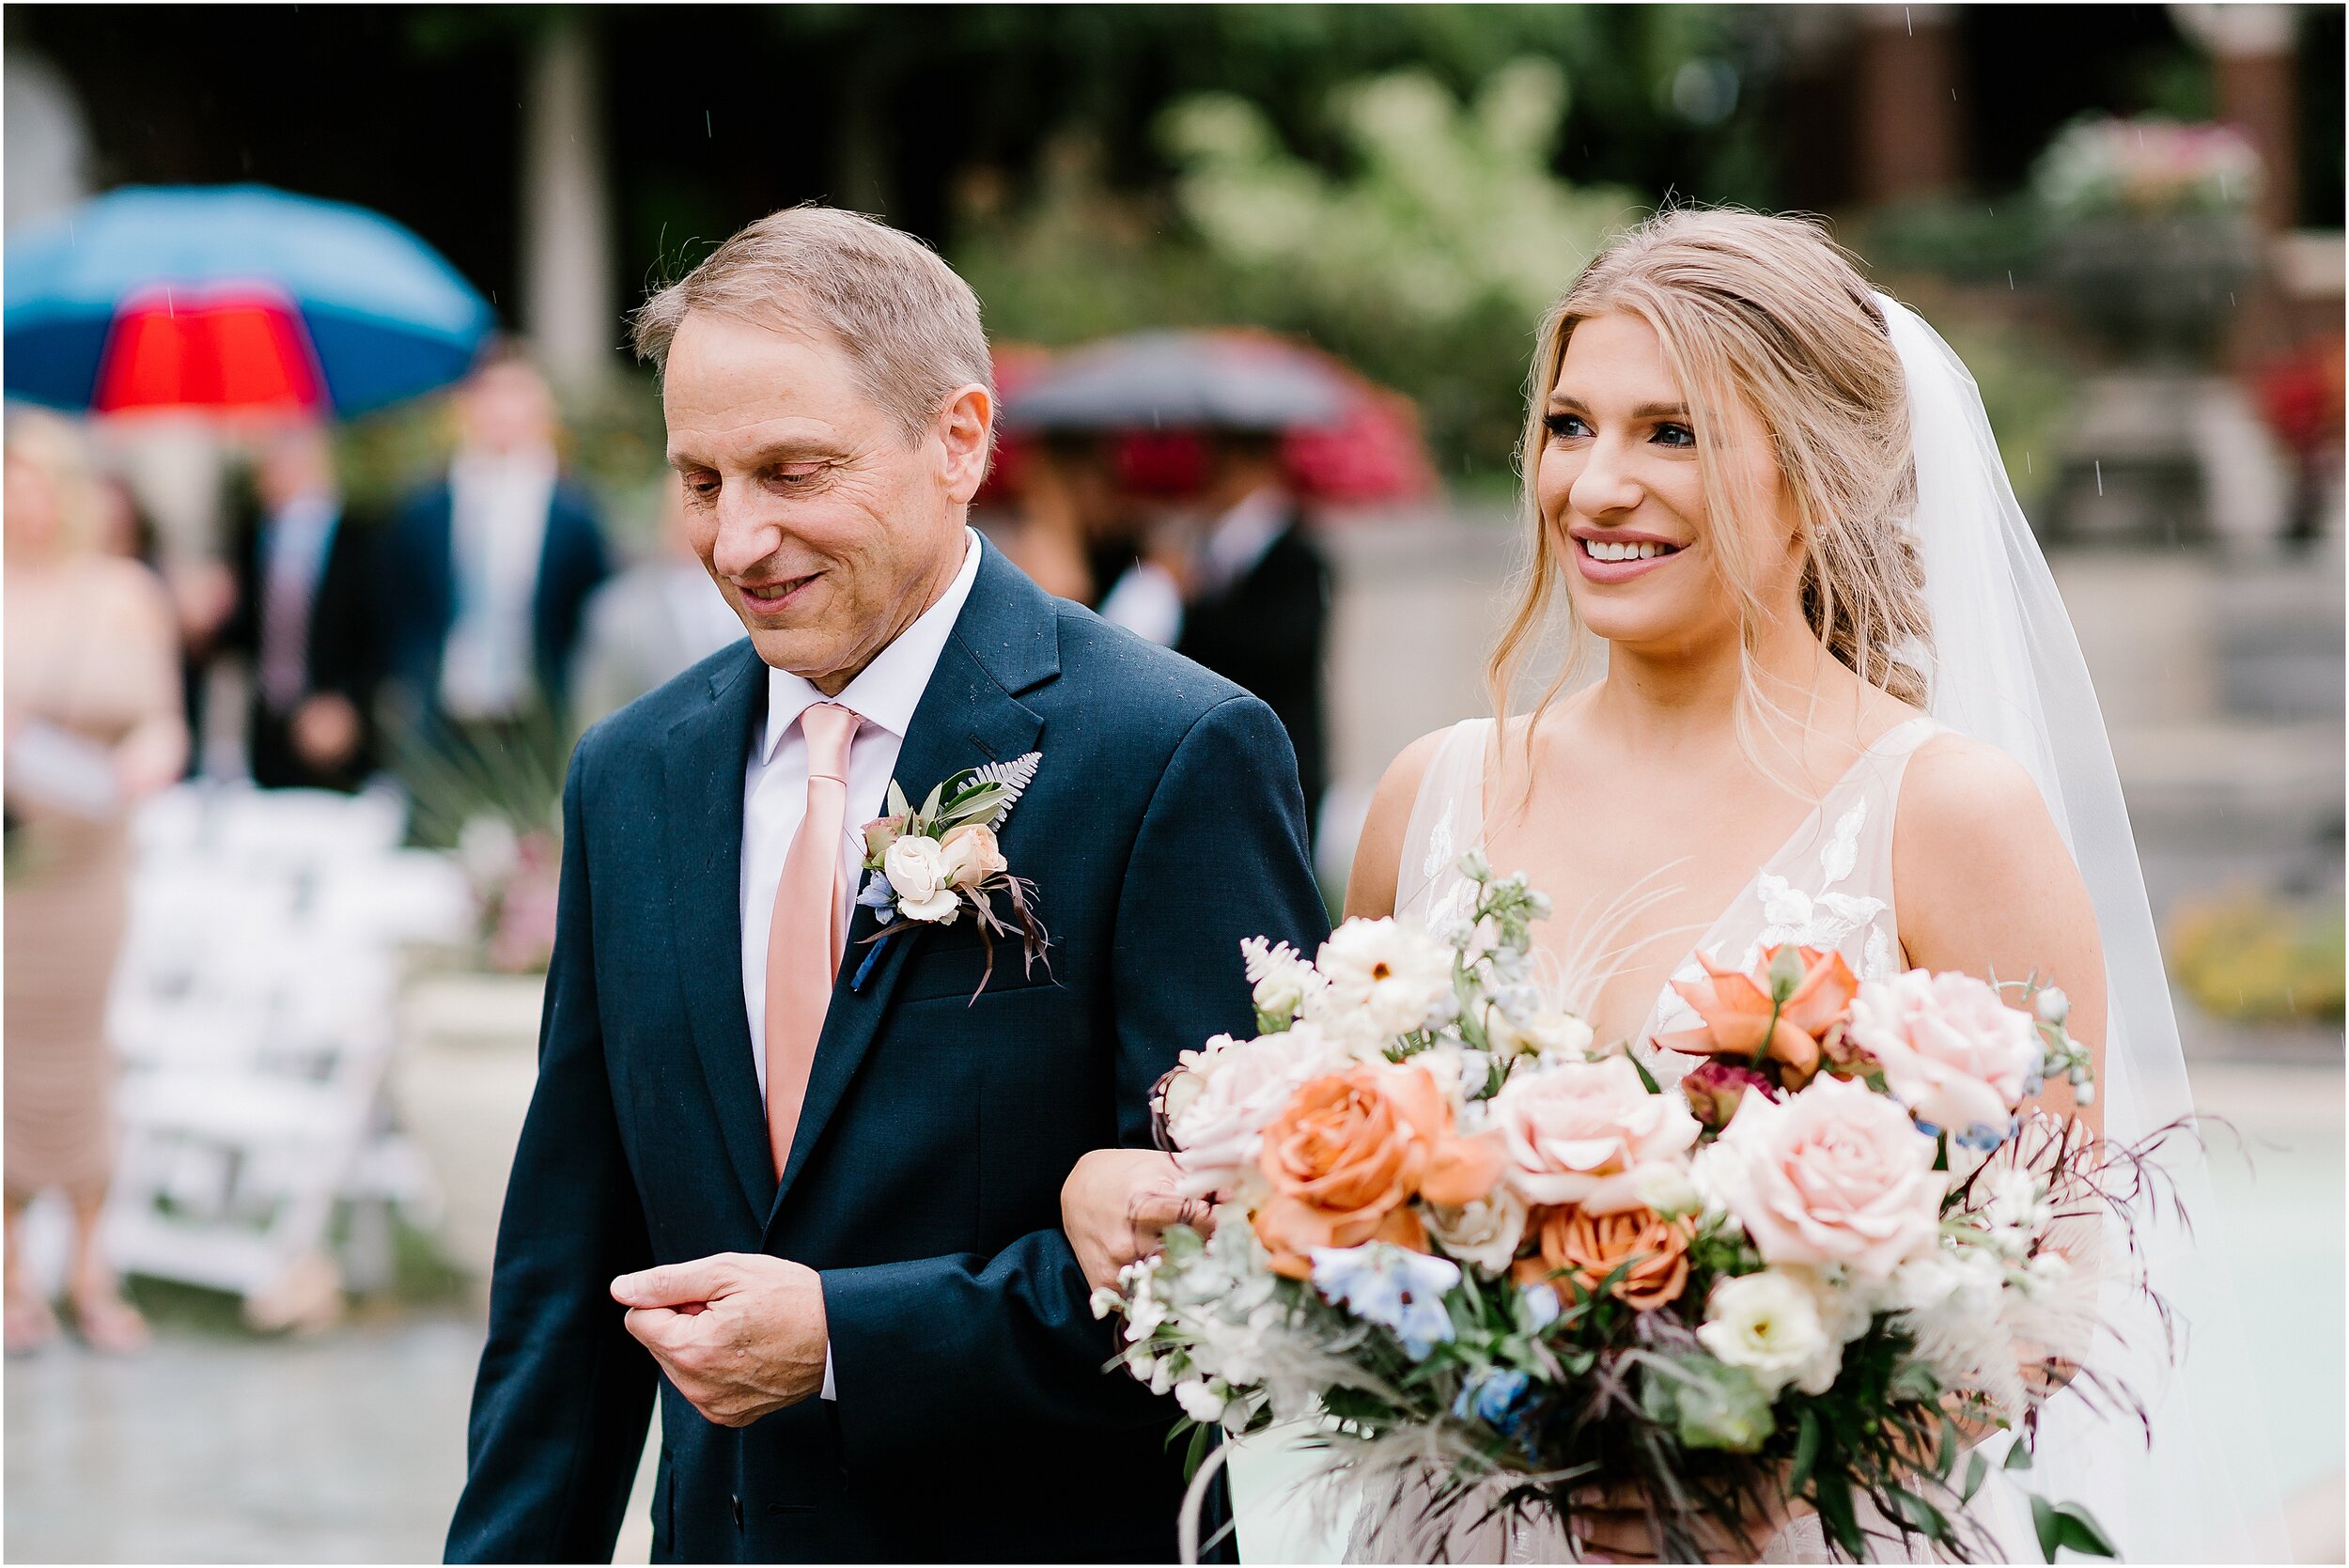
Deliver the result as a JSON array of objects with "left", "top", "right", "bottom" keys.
[{"left": 851, "top": 752, "right": 1049, "bottom": 998}]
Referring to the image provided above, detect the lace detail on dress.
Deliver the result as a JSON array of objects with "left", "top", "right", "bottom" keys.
[{"left": 1630, "top": 718, "right": 1940, "bottom": 1091}]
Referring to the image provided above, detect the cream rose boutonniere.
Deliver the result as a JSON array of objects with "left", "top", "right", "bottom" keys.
[{"left": 853, "top": 753, "right": 1047, "bottom": 998}]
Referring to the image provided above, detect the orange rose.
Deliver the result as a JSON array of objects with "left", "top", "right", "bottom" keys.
[
  {"left": 1652, "top": 944, "right": 1859, "bottom": 1088},
  {"left": 1513, "top": 1204, "right": 1694, "bottom": 1312},
  {"left": 1252, "top": 1063, "right": 1502, "bottom": 1279}
]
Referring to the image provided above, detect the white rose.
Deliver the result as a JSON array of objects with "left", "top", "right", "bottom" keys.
[
  {"left": 1632, "top": 1160, "right": 1703, "bottom": 1219},
  {"left": 883, "top": 835, "right": 961, "bottom": 922},
  {"left": 1308, "top": 917, "right": 1457, "bottom": 1043},
  {"left": 1425, "top": 1183, "right": 1531, "bottom": 1276},
  {"left": 938, "top": 823, "right": 1008, "bottom": 889},
  {"left": 1698, "top": 1270, "right": 1838, "bottom": 1396}
]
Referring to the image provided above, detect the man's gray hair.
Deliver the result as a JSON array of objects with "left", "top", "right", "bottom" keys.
[{"left": 630, "top": 206, "right": 993, "bottom": 444}]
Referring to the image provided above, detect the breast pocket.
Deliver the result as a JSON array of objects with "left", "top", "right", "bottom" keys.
[{"left": 890, "top": 925, "right": 1065, "bottom": 1005}]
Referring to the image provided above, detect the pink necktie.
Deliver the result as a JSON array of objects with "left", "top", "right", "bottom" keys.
[{"left": 764, "top": 701, "right": 862, "bottom": 1178}]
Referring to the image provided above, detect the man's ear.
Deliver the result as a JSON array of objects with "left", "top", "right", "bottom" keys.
[{"left": 937, "top": 383, "right": 994, "bottom": 505}]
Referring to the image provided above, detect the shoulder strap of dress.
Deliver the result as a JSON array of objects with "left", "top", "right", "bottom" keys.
[{"left": 1393, "top": 718, "right": 1493, "bottom": 920}]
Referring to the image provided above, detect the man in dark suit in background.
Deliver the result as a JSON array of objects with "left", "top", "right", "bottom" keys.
[
  {"left": 378, "top": 348, "right": 610, "bottom": 743},
  {"left": 1173, "top": 430, "right": 1332, "bottom": 833},
  {"left": 221, "top": 423, "right": 382, "bottom": 791},
  {"left": 446, "top": 207, "right": 1327, "bottom": 1563}
]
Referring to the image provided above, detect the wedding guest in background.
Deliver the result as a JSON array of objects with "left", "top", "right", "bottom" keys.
[
  {"left": 1165, "top": 430, "right": 1332, "bottom": 832},
  {"left": 221, "top": 423, "right": 384, "bottom": 791},
  {"left": 568, "top": 483, "right": 745, "bottom": 728},
  {"left": 3, "top": 409, "right": 189, "bottom": 1356},
  {"left": 378, "top": 346, "right": 611, "bottom": 746}
]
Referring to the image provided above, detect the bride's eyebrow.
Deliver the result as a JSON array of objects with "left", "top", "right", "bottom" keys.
[{"left": 1545, "top": 394, "right": 1690, "bottom": 422}]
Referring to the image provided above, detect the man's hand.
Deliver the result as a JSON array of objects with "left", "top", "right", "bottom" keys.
[{"left": 610, "top": 1253, "right": 827, "bottom": 1427}]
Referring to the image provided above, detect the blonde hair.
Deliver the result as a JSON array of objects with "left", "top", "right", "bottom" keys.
[
  {"left": 1486, "top": 209, "right": 1931, "bottom": 786},
  {"left": 630, "top": 205, "right": 994, "bottom": 446},
  {"left": 4, "top": 406, "right": 106, "bottom": 556}
]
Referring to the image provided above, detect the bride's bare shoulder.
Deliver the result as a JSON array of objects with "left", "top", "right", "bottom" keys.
[
  {"left": 1348, "top": 725, "right": 1466, "bottom": 920},
  {"left": 1895, "top": 730, "right": 2077, "bottom": 906}
]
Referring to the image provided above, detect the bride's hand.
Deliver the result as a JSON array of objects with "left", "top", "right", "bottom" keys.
[
  {"left": 1060, "top": 1148, "right": 1212, "bottom": 1292},
  {"left": 1568, "top": 1479, "right": 1800, "bottom": 1562}
]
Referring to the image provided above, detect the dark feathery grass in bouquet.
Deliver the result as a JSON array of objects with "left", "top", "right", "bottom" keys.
[{"left": 1099, "top": 856, "right": 2160, "bottom": 1562}]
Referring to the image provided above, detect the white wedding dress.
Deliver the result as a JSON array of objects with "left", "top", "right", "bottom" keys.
[{"left": 1363, "top": 712, "right": 2033, "bottom": 1564}]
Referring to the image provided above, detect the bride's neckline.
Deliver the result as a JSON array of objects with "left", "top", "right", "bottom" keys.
[{"left": 1472, "top": 712, "right": 1938, "bottom": 1048}]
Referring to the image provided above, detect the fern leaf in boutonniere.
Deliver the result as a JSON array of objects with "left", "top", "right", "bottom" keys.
[{"left": 850, "top": 752, "right": 1050, "bottom": 998}]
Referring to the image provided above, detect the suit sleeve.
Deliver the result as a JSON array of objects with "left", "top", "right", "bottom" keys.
[
  {"left": 818, "top": 692, "right": 1331, "bottom": 1464},
  {"left": 445, "top": 738, "right": 656, "bottom": 1563}
]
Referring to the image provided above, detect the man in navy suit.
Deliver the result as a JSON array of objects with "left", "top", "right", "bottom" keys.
[
  {"left": 379, "top": 349, "right": 611, "bottom": 739},
  {"left": 446, "top": 208, "right": 1329, "bottom": 1562}
]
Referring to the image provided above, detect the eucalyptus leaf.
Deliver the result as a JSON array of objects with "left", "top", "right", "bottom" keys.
[
  {"left": 1630, "top": 1053, "right": 1662, "bottom": 1094},
  {"left": 2005, "top": 1440, "right": 2035, "bottom": 1472},
  {"left": 1962, "top": 1451, "right": 1989, "bottom": 1503},
  {"left": 2051, "top": 1504, "right": 2117, "bottom": 1559}
]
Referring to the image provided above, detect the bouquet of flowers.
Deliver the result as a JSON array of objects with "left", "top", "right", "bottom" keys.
[{"left": 1102, "top": 856, "right": 2159, "bottom": 1563}]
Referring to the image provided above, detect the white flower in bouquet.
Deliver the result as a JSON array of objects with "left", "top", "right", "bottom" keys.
[
  {"left": 1697, "top": 1075, "right": 1942, "bottom": 1280},
  {"left": 1491, "top": 1055, "right": 1701, "bottom": 1213},
  {"left": 1309, "top": 917, "right": 1458, "bottom": 1044},
  {"left": 1164, "top": 1023, "right": 1346, "bottom": 1196},
  {"left": 1242, "top": 936, "right": 1323, "bottom": 1026},
  {"left": 1426, "top": 1182, "right": 1532, "bottom": 1275},
  {"left": 1847, "top": 970, "right": 2040, "bottom": 1146},
  {"left": 1479, "top": 994, "right": 1594, "bottom": 1061},
  {"left": 1175, "top": 1376, "right": 1230, "bottom": 1424},
  {"left": 881, "top": 834, "right": 962, "bottom": 922},
  {"left": 1697, "top": 1269, "right": 1841, "bottom": 1396},
  {"left": 1633, "top": 1159, "right": 1703, "bottom": 1219}
]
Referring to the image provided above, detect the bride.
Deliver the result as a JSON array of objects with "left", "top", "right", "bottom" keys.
[{"left": 1063, "top": 209, "right": 2280, "bottom": 1562}]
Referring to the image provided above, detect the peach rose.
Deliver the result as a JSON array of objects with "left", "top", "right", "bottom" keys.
[
  {"left": 1654, "top": 944, "right": 1859, "bottom": 1088},
  {"left": 1696, "top": 1074, "right": 1943, "bottom": 1279},
  {"left": 1513, "top": 1205, "right": 1694, "bottom": 1312},
  {"left": 1252, "top": 1063, "right": 1502, "bottom": 1278},
  {"left": 1489, "top": 1055, "right": 1702, "bottom": 1214},
  {"left": 939, "top": 823, "right": 1009, "bottom": 889}
]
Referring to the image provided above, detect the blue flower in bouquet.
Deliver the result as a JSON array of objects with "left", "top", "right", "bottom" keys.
[
  {"left": 1310, "top": 1244, "right": 1460, "bottom": 1359},
  {"left": 1453, "top": 1368, "right": 1532, "bottom": 1436}
]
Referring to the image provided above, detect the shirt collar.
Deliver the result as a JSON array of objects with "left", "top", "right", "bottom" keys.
[{"left": 759, "top": 527, "right": 982, "bottom": 765}]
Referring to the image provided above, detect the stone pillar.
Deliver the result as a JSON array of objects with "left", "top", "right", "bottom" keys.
[
  {"left": 2172, "top": 4, "right": 2299, "bottom": 231},
  {"left": 520, "top": 18, "right": 616, "bottom": 387},
  {"left": 1854, "top": 4, "right": 1963, "bottom": 203}
]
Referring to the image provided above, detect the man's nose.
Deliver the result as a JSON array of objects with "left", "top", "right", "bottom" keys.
[{"left": 708, "top": 495, "right": 782, "bottom": 580}]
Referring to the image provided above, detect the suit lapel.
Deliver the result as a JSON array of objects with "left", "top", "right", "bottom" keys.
[
  {"left": 662, "top": 641, "right": 776, "bottom": 1226},
  {"left": 769, "top": 543, "right": 1058, "bottom": 1225}
]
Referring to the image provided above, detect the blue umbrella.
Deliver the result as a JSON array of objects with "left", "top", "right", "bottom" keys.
[{"left": 6, "top": 183, "right": 495, "bottom": 417}]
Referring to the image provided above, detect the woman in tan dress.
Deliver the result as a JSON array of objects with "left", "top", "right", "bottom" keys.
[{"left": 4, "top": 411, "right": 188, "bottom": 1353}]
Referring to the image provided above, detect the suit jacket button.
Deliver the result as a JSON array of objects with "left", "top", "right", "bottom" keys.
[{"left": 731, "top": 1493, "right": 743, "bottom": 1529}]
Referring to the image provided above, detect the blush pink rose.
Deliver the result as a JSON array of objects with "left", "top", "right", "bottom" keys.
[
  {"left": 1489, "top": 1056, "right": 1701, "bottom": 1215},
  {"left": 1846, "top": 970, "right": 2041, "bottom": 1140},
  {"left": 1699, "top": 1073, "right": 1942, "bottom": 1279},
  {"left": 1162, "top": 1024, "right": 1346, "bottom": 1196}
]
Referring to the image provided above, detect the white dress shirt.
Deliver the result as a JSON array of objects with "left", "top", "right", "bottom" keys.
[
  {"left": 441, "top": 446, "right": 557, "bottom": 720},
  {"left": 738, "top": 529, "right": 979, "bottom": 1405},
  {"left": 739, "top": 528, "right": 982, "bottom": 1087}
]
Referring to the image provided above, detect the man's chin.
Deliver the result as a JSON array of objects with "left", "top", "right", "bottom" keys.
[{"left": 748, "top": 628, "right": 851, "bottom": 687}]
